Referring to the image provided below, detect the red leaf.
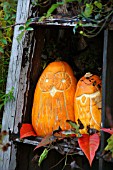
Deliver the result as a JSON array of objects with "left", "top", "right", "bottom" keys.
[
  {"left": 34, "top": 133, "right": 54, "bottom": 150},
  {"left": 78, "top": 133, "right": 100, "bottom": 166},
  {"left": 34, "top": 131, "right": 66, "bottom": 151},
  {"left": 20, "top": 123, "right": 37, "bottom": 139},
  {"left": 101, "top": 128, "right": 113, "bottom": 134}
]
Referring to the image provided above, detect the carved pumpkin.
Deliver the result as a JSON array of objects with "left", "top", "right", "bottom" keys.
[
  {"left": 74, "top": 73, "right": 102, "bottom": 134},
  {"left": 32, "top": 61, "right": 77, "bottom": 137}
]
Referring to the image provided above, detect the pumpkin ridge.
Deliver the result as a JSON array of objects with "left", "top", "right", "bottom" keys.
[{"left": 89, "top": 98, "right": 100, "bottom": 128}]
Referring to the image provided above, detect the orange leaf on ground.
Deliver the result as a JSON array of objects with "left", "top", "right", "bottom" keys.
[
  {"left": 101, "top": 128, "right": 113, "bottom": 134},
  {"left": 20, "top": 123, "right": 37, "bottom": 139},
  {"left": 78, "top": 133, "right": 100, "bottom": 166}
]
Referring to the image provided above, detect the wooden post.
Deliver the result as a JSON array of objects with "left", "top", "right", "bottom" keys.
[{"left": 0, "top": 0, "right": 35, "bottom": 169}]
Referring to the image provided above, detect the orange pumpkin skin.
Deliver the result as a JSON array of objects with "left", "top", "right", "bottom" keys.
[
  {"left": 32, "top": 61, "right": 77, "bottom": 137},
  {"left": 74, "top": 73, "right": 102, "bottom": 134}
]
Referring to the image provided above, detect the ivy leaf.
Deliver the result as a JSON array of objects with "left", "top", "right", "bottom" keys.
[
  {"left": 25, "top": 18, "right": 33, "bottom": 27},
  {"left": 46, "top": 2, "right": 64, "bottom": 18},
  {"left": 19, "top": 26, "right": 24, "bottom": 31},
  {"left": 83, "top": 3, "right": 93, "bottom": 18},
  {"left": 20, "top": 123, "right": 37, "bottom": 139},
  {"left": 78, "top": 133, "right": 100, "bottom": 166},
  {"left": 0, "top": 38, "right": 7, "bottom": 45},
  {"left": 25, "top": 27, "right": 34, "bottom": 31},
  {"left": 0, "top": 46, "right": 4, "bottom": 53},
  {"left": 38, "top": 148, "right": 49, "bottom": 166},
  {"left": 94, "top": 1, "right": 102, "bottom": 9},
  {"left": 101, "top": 128, "right": 113, "bottom": 134}
]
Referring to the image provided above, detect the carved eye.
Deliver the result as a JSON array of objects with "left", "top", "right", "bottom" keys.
[
  {"left": 54, "top": 72, "right": 71, "bottom": 90},
  {"left": 39, "top": 72, "right": 54, "bottom": 92}
]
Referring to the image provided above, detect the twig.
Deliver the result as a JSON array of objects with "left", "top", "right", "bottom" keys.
[
  {"left": 0, "top": 23, "right": 25, "bottom": 30},
  {"left": 50, "top": 155, "right": 66, "bottom": 169}
]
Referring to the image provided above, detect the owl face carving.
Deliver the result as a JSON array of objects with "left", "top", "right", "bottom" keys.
[
  {"left": 74, "top": 73, "right": 102, "bottom": 134},
  {"left": 32, "top": 61, "right": 77, "bottom": 137},
  {"left": 39, "top": 72, "right": 72, "bottom": 96}
]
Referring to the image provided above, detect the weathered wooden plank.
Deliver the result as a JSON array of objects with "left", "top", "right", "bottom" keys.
[
  {"left": 0, "top": 0, "right": 34, "bottom": 169},
  {"left": 22, "top": 28, "right": 45, "bottom": 123},
  {"left": 14, "top": 31, "right": 35, "bottom": 133}
]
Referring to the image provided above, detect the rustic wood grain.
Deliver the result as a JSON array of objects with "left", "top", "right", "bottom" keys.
[{"left": 0, "top": 0, "right": 35, "bottom": 169}]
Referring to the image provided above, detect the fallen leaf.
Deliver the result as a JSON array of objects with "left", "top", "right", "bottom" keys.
[
  {"left": 34, "top": 133, "right": 55, "bottom": 150},
  {"left": 20, "top": 123, "right": 37, "bottom": 139},
  {"left": 78, "top": 133, "right": 100, "bottom": 166}
]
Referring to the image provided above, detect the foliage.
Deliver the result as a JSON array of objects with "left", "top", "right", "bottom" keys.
[
  {"left": 0, "top": 0, "right": 17, "bottom": 121},
  {"left": 105, "top": 135, "right": 113, "bottom": 158},
  {"left": 38, "top": 0, "right": 113, "bottom": 37},
  {"left": 20, "top": 121, "right": 100, "bottom": 167},
  {"left": 16, "top": 0, "right": 113, "bottom": 41},
  {"left": 78, "top": 133, "right": 100, "bottom": 166},
  {"left": 0, "top": 87, "right": 14, "bottom": 111},
  {"left": 17, "top": 18, "right": 34, "bottom": 43},
  {"left": 20, "top": 123, "right": 37, "bottom": 139},
  {"left": 38, "top": 148, "right": 49, "bottom": 166},
  {"left": 101, "top": 128, "right": 113, "bottom": 160}
]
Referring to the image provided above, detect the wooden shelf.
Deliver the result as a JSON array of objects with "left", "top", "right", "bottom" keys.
[{"left": 30, "top": 16, "right": 113, "bottom": 29}]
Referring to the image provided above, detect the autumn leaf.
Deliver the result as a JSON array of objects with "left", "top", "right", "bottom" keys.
[
  {"left": 34, "top": 133, "right": 56, "bottom": 150},
  {"left": 78, "top": 133, "right": 100, "bottom": 166},
  {"left": 101, "top": 128, "right": 113, "bottom": 134},
  {"left": 20, "top": 123, "right": 37, "bottom": 139}
]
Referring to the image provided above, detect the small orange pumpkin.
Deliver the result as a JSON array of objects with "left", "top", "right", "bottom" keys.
[
  {"left": 74, "top": 73, "right": 102, "bottom": 134},
  {"left": 32, "top": 61, "right": 77, "bottom": 137}
]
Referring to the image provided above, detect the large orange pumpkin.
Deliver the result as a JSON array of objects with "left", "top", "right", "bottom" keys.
[
  {"left": 32, "top": 61, "right": 77, "bottom": 137},
  {"left": 74, "top": 73, "right": 102, "bottom": 134}
]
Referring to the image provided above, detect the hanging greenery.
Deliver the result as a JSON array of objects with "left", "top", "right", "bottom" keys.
[{"left": 37, "top": 0, "right": 113, "bottom": 37}]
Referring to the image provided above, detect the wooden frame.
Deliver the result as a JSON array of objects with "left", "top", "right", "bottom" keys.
[{"left": 0, "top": 0, "right": 113, "bottom": 170}]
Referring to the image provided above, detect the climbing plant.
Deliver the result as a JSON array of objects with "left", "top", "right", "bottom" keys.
[{"left": 0, "top": 0, "right": 17, "bottom": 121}]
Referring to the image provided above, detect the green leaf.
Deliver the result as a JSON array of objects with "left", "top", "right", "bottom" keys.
[
  {"left": 19, "top": 26, "right": 24, "bottom": 31},
  {"left": 105, "top": 135, "right": 113, "bottom": 153},
  {"left": 65, "top": 0, "right": 76, "bottom": 3},
  {"left": 25, "top": 27, "right": 34, "bottom": 31},
  {"left": 66, "top": 120, "right": 81, "bottom": 137},
  {"left": 94, "top": 1, "right": 102, "bottom": 9},
  {"left": 83, "top": 3, "right": 93, "bottom": 18},
  {"left": 25, "top": 18, "right": 33, "bottom": 27},
  {"left": 46, "top": 2, "right": 64, "bottom": 18},
  {"left": 38, "top": 149, "right": 49, "bottom": 166},
  {"left": 66, "top": 120, "right": 79, "bottom": 130},
  {"left": 0, "top": 38, "right": 7, "bottom": 45},
  {"left": 0, "top": 46, "right": 4, "bottom": 53},
  {"left": 16, "top": 30, "right": 25, "bottom": 43}
]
